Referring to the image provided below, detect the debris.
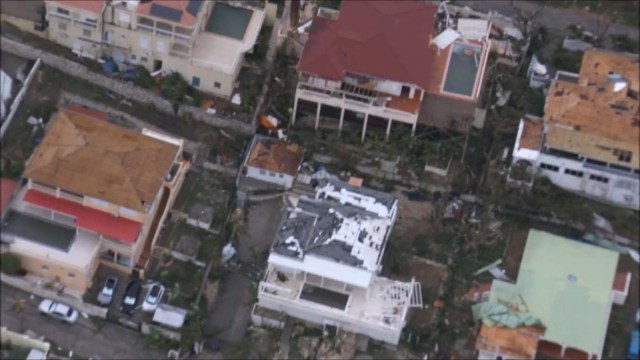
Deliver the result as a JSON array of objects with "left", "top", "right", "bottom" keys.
[
  {"left": 222, "top": 243, "right": 236, "bottom": 263},
  {"left": 231, "top": 93, "right": 242, "bottom": 105},
  {"left": 433, "top": 299, "right": 444, "bottom": 308}
]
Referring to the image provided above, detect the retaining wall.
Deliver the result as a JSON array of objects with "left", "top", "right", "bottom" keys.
[{"left": 0, "top": 58, "right": 41, "bottom": 141}]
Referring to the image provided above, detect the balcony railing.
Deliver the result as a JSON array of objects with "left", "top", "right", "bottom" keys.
[
  {"left": 136, "top": 23, "right": 154, "bottom": 33},
  {"left": 74, "top": 20, "right": 97, "bottom": 29}
]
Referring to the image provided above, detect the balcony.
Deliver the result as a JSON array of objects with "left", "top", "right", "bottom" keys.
[
  {"left": 74, "top": 19, "right": 97, "bottom": 29},
  {"left": 297, "top": 82, "right": 420, "bottom": 124},
  {"left": 258, "top": 265, "right": 420, "bottom": 333}
]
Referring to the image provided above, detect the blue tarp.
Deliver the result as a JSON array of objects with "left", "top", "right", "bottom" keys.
[{"left": 101, "top": 59, "right": 117, "bottom": 75}]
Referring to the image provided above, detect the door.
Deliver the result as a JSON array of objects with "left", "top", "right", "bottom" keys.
[{"left": 153, "top": 59, "right": 163, "bottom": 72}]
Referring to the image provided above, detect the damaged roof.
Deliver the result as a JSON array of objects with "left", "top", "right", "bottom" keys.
[
  {"left": 544, "top": 49, "right": 640, "bottom": 168},
  {"left": 315, "top": 178, "right": 397, "bottom": 218},
  {"left": 245, "top": 135, "right": 304, "bottom": 176}
]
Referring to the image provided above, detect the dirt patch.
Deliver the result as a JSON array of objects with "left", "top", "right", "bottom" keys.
[
  {"left": 236, "top": 198, "right": 285, "bottom": 262},
  {"left": 393, "top": 190, "right": 436, "bottom": 246},
  {"left": 502, "top": 225, "right": 529, "bottom": 279}
]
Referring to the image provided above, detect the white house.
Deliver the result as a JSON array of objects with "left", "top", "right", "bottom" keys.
[
  {"left": 254, "top": 179, "right": 422, "bottom": 345},
  {"left": 242, "top": 135, "right": 304, "bottom": 190},
  {"left": 510, "top": 49, "right": 640, "bottom": 210}
]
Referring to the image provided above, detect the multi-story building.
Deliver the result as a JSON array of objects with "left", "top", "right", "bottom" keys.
[
  {"left": 43, "top": 0, "right": 265, "bottom": 97},
  {"left": 292, "top": 1, "right": 490, "bottom": 139},
  {"left": 0, "top": 0, "right": 48, "bottom": 37},
  {"left": 0, "top": 104, "right": 189, "bottom": 292},
  {"left": 510, "top": 49, "right": 640, "bottom": 209},
  {"left": 255, "top": 179, "right": 422, "bottom": 345}
]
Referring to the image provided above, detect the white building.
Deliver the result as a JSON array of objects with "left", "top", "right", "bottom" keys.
[
  {"left": 242, "top": 135, "right": 304, "bottom": 190},
  {"left": 510, "top": 50, "right": 640, "bottom": 210},
  {"left": 255, "top": 179, "right": 422, "bottom": 345}
]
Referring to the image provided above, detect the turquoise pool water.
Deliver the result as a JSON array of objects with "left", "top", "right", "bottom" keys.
[
  {"left": 205, "top": 3, "right": 252, "bottom": 40},
  {"left": 443, "top": 43, "right": 481, "bottom": 97}
]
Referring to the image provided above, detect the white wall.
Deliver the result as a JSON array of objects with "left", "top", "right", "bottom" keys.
[
  {"left": 258, "top": 292, "right": 402, "bottom": 345},
  {"left": 246, "top": 166, "right": 294, "bottom": 189},
  {"left": 530, "top": 152, "right": 639, "bottom": 209}
]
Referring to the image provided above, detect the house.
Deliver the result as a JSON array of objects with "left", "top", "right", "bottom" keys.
[
  {"left": 41, "top": 0, "right": 266, "bottom": 97},
  {"left": 291, "top": 1, "right": 491, "bottom": 139},
  {"left": 473, "top": 229, "right": 620, "bottom": 359},
  {"left": 0, "top": 105, "right": 189, "bottom": 292},
  {"left": 0, "top": 1, "right": 48, "bottom": 37},
  {"left": 254, "top": 178, "right": 422, "bottom": 345},
  {"left": 242, "top": 135, "right": 304, "bottom": 190},
  {"left": 510, "top": 49, "right": 640, "bottom": 209},
  {"left": 0, "top": 178, "right": 18, "bottom": 220}
]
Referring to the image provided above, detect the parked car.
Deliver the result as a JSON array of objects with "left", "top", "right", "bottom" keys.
[
  {"left": 97, "top": 275, "right": 118, "bottom": 306},
  {"left": 628, "top": 329, "right": 639, "bottom": 360},
  {"left": 142, "top": 283, "right": 165, "bottom": 312},
  {"left": 38, "top": 299, "right": 78, "bottom": 323},
  {"left": 120, "top": 280, "right": 141, "bottom": 315}
]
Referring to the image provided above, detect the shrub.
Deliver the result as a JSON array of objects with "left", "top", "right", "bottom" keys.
[
  {"left": 133, "top": 65, "right": 155, "bottom": 89},
  {"left": 413, "top": 236, "right": 428, "bottom": 257},
  {"left": 159, "top": 72, "right": 188, "bottom": 101},
  {"left": 0, "top": 253, "right": 21, "bottom": 275}
]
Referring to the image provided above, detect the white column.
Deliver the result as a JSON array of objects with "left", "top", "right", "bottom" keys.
[
  {"left": 320, "top": 276, "right": 325, "bottom": 287},
  {"left": 291, "top": 91, "right": 299, "bottom": 125},
  {"left": 411, "top": 121, "right": 417, "bottom": 137},
  {"left": 386, "top": 118, "right": 392, "bottom": 140},
  {"left": 361, "top": 113, "right": 369, "bottom": 141},
  {"left": 338, "top": 107, "right": 345, "bottom": 133},
  {"left": 315, "top": 102, "right": 321, "bottom": 130}
]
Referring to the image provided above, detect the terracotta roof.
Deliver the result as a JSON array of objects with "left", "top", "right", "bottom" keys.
[
  {"left": 53, "top": 0, "right": 106, "bottom": 14},
  {"left": 136, "top": 0, "right": 200, "bottom": 27},
  {"left": 612, "top": 272, "right": 630, "bottom": 292},
  {"left": 0, "top": 178, "right": 18, "bottom": 215},
  {"left": 519, "top": 115, "right": 544, "bottom": 151},
  {"left": 65, "top": 104, "right": 108, "bottom": 121},
  {"left": 475, "top": 324, "right": 544, "bottom": 359},
  {"left": 297, "top": 0, "right": 436, "bottom": 89},
  {"left": 544, "top": 50, "right": 640, "bottom": 168},
  {"left": 246, "top": 136, "right": 304, "bottom": 176},
  {"left": 23, "top": 106, "right": 179, "bottom": 211},
  {"left": 23, "top": 189, "right": 141, "bottom": 243}
]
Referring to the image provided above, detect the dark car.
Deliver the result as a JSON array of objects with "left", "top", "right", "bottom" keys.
[
  {"left": 97, "top": 275, "right": 118, "bottom": 306},
  {"left": 120, "top": 280, "right": 141, "bottom": 315}
]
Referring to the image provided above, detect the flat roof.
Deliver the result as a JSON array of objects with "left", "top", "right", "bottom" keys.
[
  {"left": 315, "top": 179, "right": 397, "bottom": 218},
  {"left": 53, "top": 0, "right": 105, "bottom": 15},
  {"left": 24, "top": 106, "right": 179, "bottom": 211},
  {"left": 245, "top": 136, "right": 304, "bottom": 176},
  {"left": 0, "top": 178, "right": 18, "bottom": 215},
  {"left": 3, "top": 210, "right": 75, "bottom": 251},
  {"left": 300, "top": 283, "right": 349, "bottom": 310},
  {"left": 501, "top": 229, "right": 619, "bottom": 357},
  {"left": 518, "top": 115, "right": 544, "bottom": 151},
  {"left": 0, "top": 0, "right": 43, "bottom": 23},
  {"left": 205, "top": 3, "right": 252, "bottom": 40},
  {"left": 23, "top": 189, "right": 142, "bottom": 243}
]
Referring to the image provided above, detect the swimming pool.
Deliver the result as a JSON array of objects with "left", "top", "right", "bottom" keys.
[
  {"left": 205, "top": 3, "right": 252, "bottom": 40},
  {"left": 442, "top": 43, "right": 481, "bottom": 97}
]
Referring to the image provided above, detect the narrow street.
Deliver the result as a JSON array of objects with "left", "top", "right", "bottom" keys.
[{"left": 1, "top": 284, "right": 162, "bottom": 359}]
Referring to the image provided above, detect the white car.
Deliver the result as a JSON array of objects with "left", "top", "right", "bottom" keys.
[
  {"left": 142, "top": 283, "right": 165, "bottom": 312},
  {"left": 38, "top": 299, "right": 78, "bottom": 323}
]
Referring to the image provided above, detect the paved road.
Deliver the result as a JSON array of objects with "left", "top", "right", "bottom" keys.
[
  {"left": 1, "top": 284, "right": 162, "bottom": 359},
  {"left": 455, "top": 0, "right": 639, "bottom": 39}
]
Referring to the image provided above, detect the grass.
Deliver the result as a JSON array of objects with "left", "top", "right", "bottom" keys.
[{"left": 158, "top": 260, "right": 204, "bottom": 307}]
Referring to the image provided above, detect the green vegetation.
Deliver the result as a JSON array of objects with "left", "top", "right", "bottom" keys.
[
  {"left": 535, "top": 0, "right": 639, "bottom": 27},
  {"left": 609, "top": 34, "right": 639, "bottom": 53},
  {"left": 159, "top": 72, "right": 188, "bottom": 102},
  {"left": 552, "top": 48, "right": 584, "bottom": 73},
  {"left": 143, "top": 328, "right": 179, "bottom": 350},
  {"left": 133, "top": 65, "right": 155, "bottom": 89},
  {"left": 90, "top": 316, "right": 105, "bottom": 333},
  {"left": 0, "top": 253, "right": 21, "bottom": 275}
]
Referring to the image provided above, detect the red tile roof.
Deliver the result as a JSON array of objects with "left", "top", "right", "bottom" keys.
[
  {"left": 297, "top": 0, "right": 436, "bottom": 89},
  {"left": 23, "top": 189, "right": 141, "bottom": 243},
  {"left": 612, "top": 272, "right": 630, "bottom": 292},
  {"left": 54, "top": 0, "right": 106, "bottom": 14},
  {"left": 0, "top": 178, "right": 18, "bottom": 215}
]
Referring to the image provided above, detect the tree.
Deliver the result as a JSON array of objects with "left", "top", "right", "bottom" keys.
[
  {"left": 159, "top": 72, "right": 188, "bottom": 102},
  {"left": 0, "top": 253, "right": 21, "bottom": 275}
]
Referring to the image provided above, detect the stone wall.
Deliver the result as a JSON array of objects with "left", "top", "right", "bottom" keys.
[
  {"left": 0, "top": 58, "right": 41, "bottom": 141},
  {"left": 0, "top": 36, "right": 251, "bottom": 135}
]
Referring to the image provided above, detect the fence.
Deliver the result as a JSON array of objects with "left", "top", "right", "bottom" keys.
[
  {"left": 0, "top": 58, "right": 41, "bottom": 141},
  {"left": 0, "top": 273, "right": 108, "bottom": 318},
  {"left": 0, "top": 37, "right": 251, "bottom": 135}
]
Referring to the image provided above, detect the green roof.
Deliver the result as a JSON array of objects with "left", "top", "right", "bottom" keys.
[{"left": 499, "top": 229, "right": 619, "bottom": 357}]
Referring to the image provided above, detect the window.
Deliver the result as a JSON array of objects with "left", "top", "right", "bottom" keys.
[
  {"left": 130, "top": 54, "right": 137, "bottom": 60},
  {"left": 564, "top": 169, "right": 584, "bottom": 177},
  {"left": 615, "top": 179, "right": 635, "bottom": 191},
  {"left": 42, "top": 265, "right": 49, "bottom": 271},
  {"left": 214, "top": 81, "right": 221, "bottom": 89},
  {"left": 141, "top": 56, "right": 148, "bottom": 63},
  {"left": 269, "top": 172, "right": 276, "bottom": 177},
  {"left": 156, "top": 41, "right": 165, "bottom": 53},
  {"left": 540, "top": 163, "right": 559, "bottom": 172},
  {"left": 67, "top": 272, "right": 75, "bottom": 278},
  {"left": 58, "top": 21, "right": 67, "bottom": 31},
  {"left": 586, "top": 158, "right": 607, "bottom": 167},
  {"left": 279, "top": 174, "right": 284, "bottom": 178},
  {"left": 57, "top": 7, "right": 70, "bottom": 15},
  {"left": 139, "top": 36, "right": 149, "bottom": 49},
  {"left": 259, "top": 170, "right": 266, "bottom": 175},
  {"left": 613, "top": 148, "right": 632, "bottom": 163},
  {"left": 589, "top": 174, "right": 609, "bottom": 183},
  {"left": 83, "top": 29, "right": 91, "bottom": 37},
  {"left": 192, "top": 76, "right": 200, "bottom": 87},
  {"left": 610, "top": 163, "right": 632, "bottom": 172}
]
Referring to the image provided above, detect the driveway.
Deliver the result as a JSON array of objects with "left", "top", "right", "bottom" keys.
[
  {"left": 455, "top": 1, "right": 639, "bottom": 39},
  {"left": 206, "top": 198, "right": 284, "bottom": 348},
  {"left": 0, "top": 284, "right": 162, "bottom": 359}
]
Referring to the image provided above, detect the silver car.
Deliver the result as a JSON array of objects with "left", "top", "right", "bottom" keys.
[
  {"left": 97, "top": 275, "right": 118, "bottom": 306},
  {"left": 38, "top": 299, "right": 78, "bottom": 323}
]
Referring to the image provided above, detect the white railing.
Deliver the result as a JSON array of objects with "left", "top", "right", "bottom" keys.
[
  {"left": 136, "top": 23, "right": 154, "bottom": 33},
  {"left": 74, "top": 20, "right": 97, "bottom": 29},
  {"left": 48, "top": 11, "right": 71, "bottom": 21}
]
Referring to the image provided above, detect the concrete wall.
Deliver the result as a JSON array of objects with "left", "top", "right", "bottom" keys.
[
  {"left": 258, "top": 294, "right": 402, "bottom": 345},
  {"left": 140, "top": 322, "right": 181, "bottom": 341},
  {"left": 0, "top": 14, "right": 47, "bottom": 38},
  {"left": 0, "top": 274, "right": 108, "bottom": 318},
  {"left": 246, "top": 166, "right": 294, "bottom": 189},
  {"left": 0, "top": 58, "right": 41, "bottom": 142},
  {"left": 0, "top": 327, "right": 51, "bottom": 353},
  {"left": 0, "top": 37, "right": 252, "bottom": 135},
  {"left": 45, "top": 1, "right": 102, "bottom": 59},
  {"left": 531, "top": 152, "right": 639, "bottom": 209}
]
